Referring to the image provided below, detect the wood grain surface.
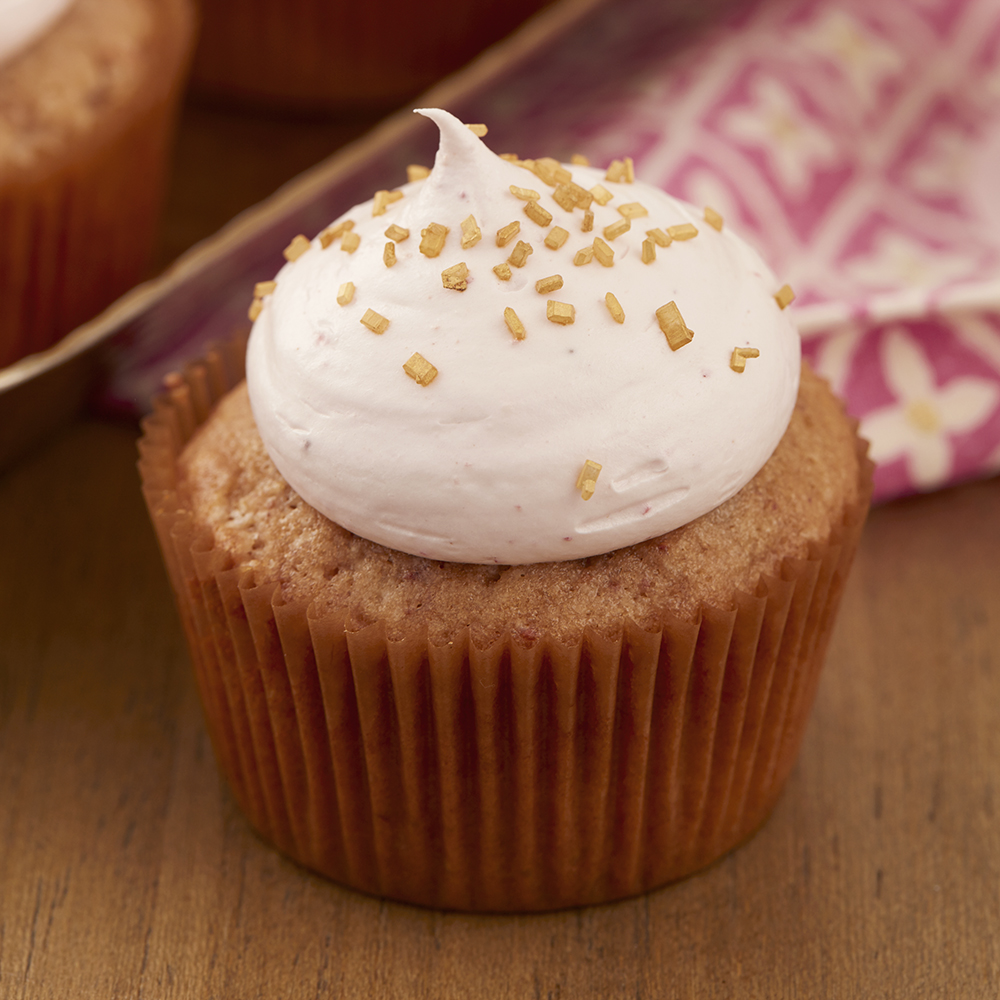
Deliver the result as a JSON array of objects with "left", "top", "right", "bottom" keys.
[
  {"left": 1, "top": 416, "right": 998, "bottom": 999},
  {"left": 2, "top": 100, "right": 1000, "bottom": 999}
]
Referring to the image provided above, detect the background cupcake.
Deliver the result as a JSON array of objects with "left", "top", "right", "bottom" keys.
[
  {"left": 189, "top": 0, "right": 556, "bottom": 114},
  {"left": 0, "top": 0, "right": 194, "bottom": 368}
]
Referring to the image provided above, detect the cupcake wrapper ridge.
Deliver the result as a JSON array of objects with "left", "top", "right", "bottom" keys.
[{"left": 139, "top": 337, "right": 873, "bottom": 911}]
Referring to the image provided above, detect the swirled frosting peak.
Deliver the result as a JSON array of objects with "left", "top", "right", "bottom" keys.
[{"left": 246, "top": 108, "right": 801, "bottom": 564}]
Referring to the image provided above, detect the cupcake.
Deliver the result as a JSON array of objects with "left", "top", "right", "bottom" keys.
[
  {"left": 139, "top": 110, "right": 872, "bottom": 911},
  {"left": 189, "top": 0, "right": 554, "bottom": 114},
  {"left": 0, "top": 0, "right": 194, "bottom": 368}
]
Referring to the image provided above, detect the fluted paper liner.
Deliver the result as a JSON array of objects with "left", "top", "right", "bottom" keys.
[{"left": 139, "top": 338, "right": 873, "bottom": 911}]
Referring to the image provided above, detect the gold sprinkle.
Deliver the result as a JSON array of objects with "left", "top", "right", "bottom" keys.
[
  {"left": 603, "top": 218, "right": 630, "bottom": 241},
  {"left": 248, "top": 298, "right": 263, "bottom": 322},
  {"left": 535, "top": 274, "right": 563, "bottom": 294},
  {"left": 283, "top": 234, "right": 311, "bottom": 261},
  {"left": 254, "top": 280, "right": 277, "bottom": 298},
  {"left": 775, "top": 284, "right": 796, "bottom": 309},
  {"left": 372, "top": 189, "right": 401, "bottom": 216},
  {"left": 383, "top": 242, "right": 397, "bottom": 267},
  {"left": 730, "top": 347, "right": 760, "bottom": 373},
  {"left": 385, "top": 224, "right": 410, "bottom": 242},
  {"left": 590, "top": 184, "right": 613, "bottom": 206},
  {"left": 510, "top": 184, "right": 541, "bottom": 201},
  {"left": 499, "top": 153, "right": 519, "bottom": 162},
  {"left": 618, "top": 202, "right": 648, "bottom": 219},
  {"left": 641, "top": 238, "right": 656, "bottom": 264},
  {"left": 704, "top": 206, "right": 724, "bottom": 231},
  {"left": 544, "top": 226, "right": 569, "bottom": 250},
  {"left": 404, "top": 352, "right": 438, "bottom": 385},
  {"left": 419, "top": 222, "right": 449, "bottom": 257},
  {"left": 504, "top": 306, "right": 526, "bottom": 340},
  {"left": 496, "top": 221, "right": 521, "bottom": 247},
  {"left": 605, "top": 293, "right": 624, "bottom": 323},
  {"left": 552, "top": 182, "right": 593, "bottom": 211},
  {"left": 441, "top": 262, "right": 469, "bottom": 291},
  {"left": 466, "top": 123, "right": 488, "bottom": 137},
  {"left": 576, "top": 459, "right": 602, "bottom": 501},
  {"left": 336, "top": 282, "right": 355, "bottom": 306},
  {"left": 656, "top": 301, "right": 694, "bottom": 351},
  {"left": 605, "top": 160, "right": 626, "bottom": 183},
  {"left": 574, "top": 246, "right": 595, "bottom": 266},
  {"left": 667, "top": 223, "right": 698, "bottom": 241},
  {"left": 546, "top": 300, "right": 575, "bottom": 325},
  {"left": 532, "top": 157, "right": 572, "bottom": 186},
  {"left": 570, "top": 153, "right": 590, "bottom": 166},
  {"left": 407, "top": 164, "right": 431, "bottom": 181},
  {"left": 592, "top": 237, "right": 614, "bottom": 267},
  {"left": 605, "top": 157, "right": 634, "bottom": 183},
  {"left": 524, "top": 200, "right": 553, "bottom": 227},
  {"left": 341, "top": 231, "right": 361, "bottom": 254},
  {"left": 646, "top": 228, "right": 671, "bottom": 247},
  {"left": 582, "top": 209, "right": 594, "bottom": 233},
  {"left": 361, "top": 308, "right": 389, "bottom": 335},
  {"left": 514, "top": 158, "right": 536, "bottom": 172},
  {"left": 493, "top": 262, "right": 512, "bottom": 281},
  {"left": 508, "top": 240, "right": 533, "bottom": 268},
  {"left": 319, "top": 219, "right": 355, "bottom": 248},
  {"left": 460, "top": 215, "right": 482, "bottom": 249}
]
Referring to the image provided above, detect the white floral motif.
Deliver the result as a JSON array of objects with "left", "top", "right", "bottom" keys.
[
  {"left": 795, "top": 10, "right": 904, "bottom": 110},
  {"left": 861, "top": 327, "right": 1000, "bottom": 488},
  {"left": 720, "top": 77, "right": 839, "bottom": 197},
  {"left": 843, "top": 231, "right": 982, "bottom": 290},
  {"left": 951, "top": 311, "right": 1000, "bottom": 374},
  {"left": 812, "top": 322, "right": 864, "bottom": 395},
  {"left": 904, "top": 125, "right": 971, "bottom": 197}
]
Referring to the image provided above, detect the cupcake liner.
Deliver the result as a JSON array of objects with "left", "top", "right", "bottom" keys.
[
  {"left": 0, "top": 4, "right": 192, "bottom": 368},
  {"left": 139, "top": 339, "right": 873, "bottom": 911}
]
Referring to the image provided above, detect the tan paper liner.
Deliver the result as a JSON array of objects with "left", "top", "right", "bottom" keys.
[
  {"left": 139, "top": 337, "right": 874, "bottom": 912},
  {"left": 0, "top": 5, "right": 193, "bottom": 368}
]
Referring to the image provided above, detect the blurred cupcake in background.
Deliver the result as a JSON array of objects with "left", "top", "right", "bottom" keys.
[
  {"left": 0, "top": 0, "right": 195, "bottom": 368},
  {"left": 189, "top": 0, "right": 555, "bottom": 114}
]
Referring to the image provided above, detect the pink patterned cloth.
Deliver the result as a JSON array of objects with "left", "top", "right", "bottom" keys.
[{"left": 470, "top": 0, "right": 1000, "bottom": 502}]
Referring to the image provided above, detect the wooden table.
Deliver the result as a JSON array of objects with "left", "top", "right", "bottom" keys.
[
  {"left": 2, "top": 103, "right": 1000, "bottom": 999},
  {"left": 3, "top": 423, "right": 999, "bottom": 998}
]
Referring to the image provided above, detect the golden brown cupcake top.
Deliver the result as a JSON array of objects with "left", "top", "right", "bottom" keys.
[{"left": 179, "top": 364, "right": 861, "bottom": 646}]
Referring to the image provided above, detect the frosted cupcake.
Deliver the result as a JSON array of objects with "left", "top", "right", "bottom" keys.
[
  {"left": 0, "top": 0, "right": 194, "bottom": 368},
  {"left": 140, "top": 110, "right": 872, "bottom": 911}
]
